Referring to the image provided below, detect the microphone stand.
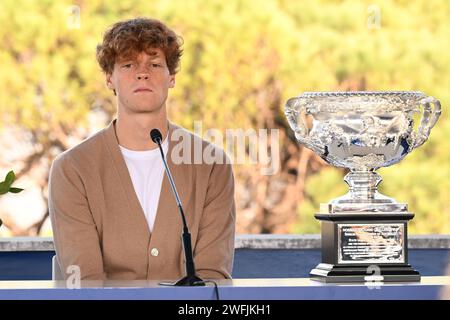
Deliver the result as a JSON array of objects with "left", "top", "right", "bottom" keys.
[{"left": 151, "top": 129, "right": 204, "bottom": 287}]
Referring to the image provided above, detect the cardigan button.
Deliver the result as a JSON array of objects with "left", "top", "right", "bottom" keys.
[{"left": 151, "top": 248, "right": 159, "bottom": 257}]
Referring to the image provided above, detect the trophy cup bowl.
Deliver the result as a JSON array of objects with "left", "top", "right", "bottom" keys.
[{"left": 285, "top": 91, "right": 441, "bottom": 282}]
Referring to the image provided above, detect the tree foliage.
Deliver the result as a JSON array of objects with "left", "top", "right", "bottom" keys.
[{"left": 0, "top": 0, "right": 448, "bottom": 235}]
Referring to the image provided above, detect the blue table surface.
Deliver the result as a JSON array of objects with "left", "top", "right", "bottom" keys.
[{"left": 0, "top": 277, "right": 448, "bottom": 300}]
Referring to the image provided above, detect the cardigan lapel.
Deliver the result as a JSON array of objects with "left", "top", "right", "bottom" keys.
[
  {"left": 101, "top": 119, "right": 183, "bottom": 244},
  {"left": 102, "top": 119, "right": 150, "bottom": 244}
]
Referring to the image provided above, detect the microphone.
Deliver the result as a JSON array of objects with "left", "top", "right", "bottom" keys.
[{"left": 150, "top": 128, "right": 205, "bottom": 287}]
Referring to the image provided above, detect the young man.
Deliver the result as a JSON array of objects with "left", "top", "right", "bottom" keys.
[{"left": 49, "top": 18, "right": 236, "bottom": 281}]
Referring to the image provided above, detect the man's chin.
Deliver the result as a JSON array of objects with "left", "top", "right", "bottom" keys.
[
  {"left": 132, "top": 104, "right": 165, "bottom": 114},
  {"left": 118, "top": 99, "right": 166, "bottom": 115}
]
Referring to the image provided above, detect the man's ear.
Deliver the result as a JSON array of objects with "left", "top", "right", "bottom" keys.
[
  {"left": 106, "top": 73, "right": 117, "bottom": 95},
  {"left": 168, "top": 74, "right": 176, "bottom": 88},
  {"left": 106, "top": 73, "right": 117, "bottom": 96},
  {"left": 106, "top": 73, "right": 114, "bottom": 90}
]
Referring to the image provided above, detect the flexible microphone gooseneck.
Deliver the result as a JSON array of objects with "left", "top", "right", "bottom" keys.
[{"left": 150, "top": 128, "right": 204, "bottom": 287}]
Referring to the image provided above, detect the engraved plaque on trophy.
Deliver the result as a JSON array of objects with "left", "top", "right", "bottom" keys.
[
  {"left": 338, "top": 224, "right": 404, "bottom": 264},
  {"left": 285, "top": 91, "right": 442, "bottom": 282}
]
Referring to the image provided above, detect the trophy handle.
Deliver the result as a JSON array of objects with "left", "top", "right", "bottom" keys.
[
  {"left": 413, "top": 96, "right": 442, "bottom": 149},
  {"left": 285, "top": 97, "right": 325, "bottom": 153}
]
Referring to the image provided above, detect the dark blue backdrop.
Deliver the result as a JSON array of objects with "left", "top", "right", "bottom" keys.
[{"left": 0, "top": 249, "right": 449, "bottom": 280}]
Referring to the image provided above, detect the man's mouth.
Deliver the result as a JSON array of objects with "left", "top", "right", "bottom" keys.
[{"left": 134, "top": 88, "right": 153, "bottom": 93}]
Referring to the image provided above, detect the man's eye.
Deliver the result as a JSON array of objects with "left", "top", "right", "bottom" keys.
[
  {"left": 122, "top": 64, "right": 132, "bottom": 68},
  {"left": 152, "top": 63, "right": 161, "bottom": 68}
]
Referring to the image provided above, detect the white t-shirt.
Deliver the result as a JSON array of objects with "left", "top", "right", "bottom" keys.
[{"left": 119, "top": 135, "right": 169, "bottom": 233}]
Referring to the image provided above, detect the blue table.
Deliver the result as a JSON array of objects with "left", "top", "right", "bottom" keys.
[{"left": 0, "top": 277, "right": 448, "bottom": 300}]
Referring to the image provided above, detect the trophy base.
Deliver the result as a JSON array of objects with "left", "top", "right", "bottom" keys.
[
  {"left": 310, "top": 263, "right": 421, "bottom": 283},
  {"left": 311, "top": 212, "right": 420, "bottom": 283}
]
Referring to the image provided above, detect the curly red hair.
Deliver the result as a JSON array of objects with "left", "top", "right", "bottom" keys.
[{"left": 96, "top": 17, "right": 183, "bottom": 75}]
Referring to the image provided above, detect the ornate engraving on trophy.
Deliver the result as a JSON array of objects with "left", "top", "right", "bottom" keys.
[{"left": 285, "top": 91, "right": 441, "bottom": 211}]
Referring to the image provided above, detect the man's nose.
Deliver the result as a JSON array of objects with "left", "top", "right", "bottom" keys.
[
  {"left": 136, "top": 73, "right": 149, "bottom": 80},
  {"left": 135, "top": 65, "right": 151, "bottom": 80}
]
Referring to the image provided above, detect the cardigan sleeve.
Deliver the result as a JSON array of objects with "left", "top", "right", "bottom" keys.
[
  {"left": 193, "top": 158, "right": 236, "bottom": 280},
  {"left": 49, "top": 154, "right": 106, "bottom": 280}
]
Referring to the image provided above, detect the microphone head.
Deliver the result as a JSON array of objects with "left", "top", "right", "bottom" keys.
[{"left": 150, "top": 129, "right": 163, "bottom": 144}]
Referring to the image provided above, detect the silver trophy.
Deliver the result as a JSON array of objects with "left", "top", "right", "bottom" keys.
[{"left": 285, "top": 91, "right": 441, "bottom": 282}]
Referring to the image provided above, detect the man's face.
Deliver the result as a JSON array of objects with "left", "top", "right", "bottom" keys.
[{"left": 106, "top": 48, "right": 175, "bottom": 114}]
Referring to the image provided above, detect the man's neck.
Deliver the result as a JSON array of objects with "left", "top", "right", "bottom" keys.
[{"left": 115, "top": 109, "right": 169, "bottom": 151}]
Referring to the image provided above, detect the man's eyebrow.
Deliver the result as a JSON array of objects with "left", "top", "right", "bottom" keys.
[
  {"left": 117, "top": 57, "right": 134, "bottom": 64},
  {"left": 116, "top": 53, "right": 164, "bottom": 65},
  {"left": 148, "top": 53, "right": 162, "bottom": 59}
]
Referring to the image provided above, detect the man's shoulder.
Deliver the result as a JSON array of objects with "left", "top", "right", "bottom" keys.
[{"left": 52, "top": 126, "right": 108, "bottom": 169}]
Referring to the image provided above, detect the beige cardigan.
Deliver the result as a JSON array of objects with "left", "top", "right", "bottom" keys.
[{"left": 49, "top": 119, "right": 236, "bottom": 281}]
